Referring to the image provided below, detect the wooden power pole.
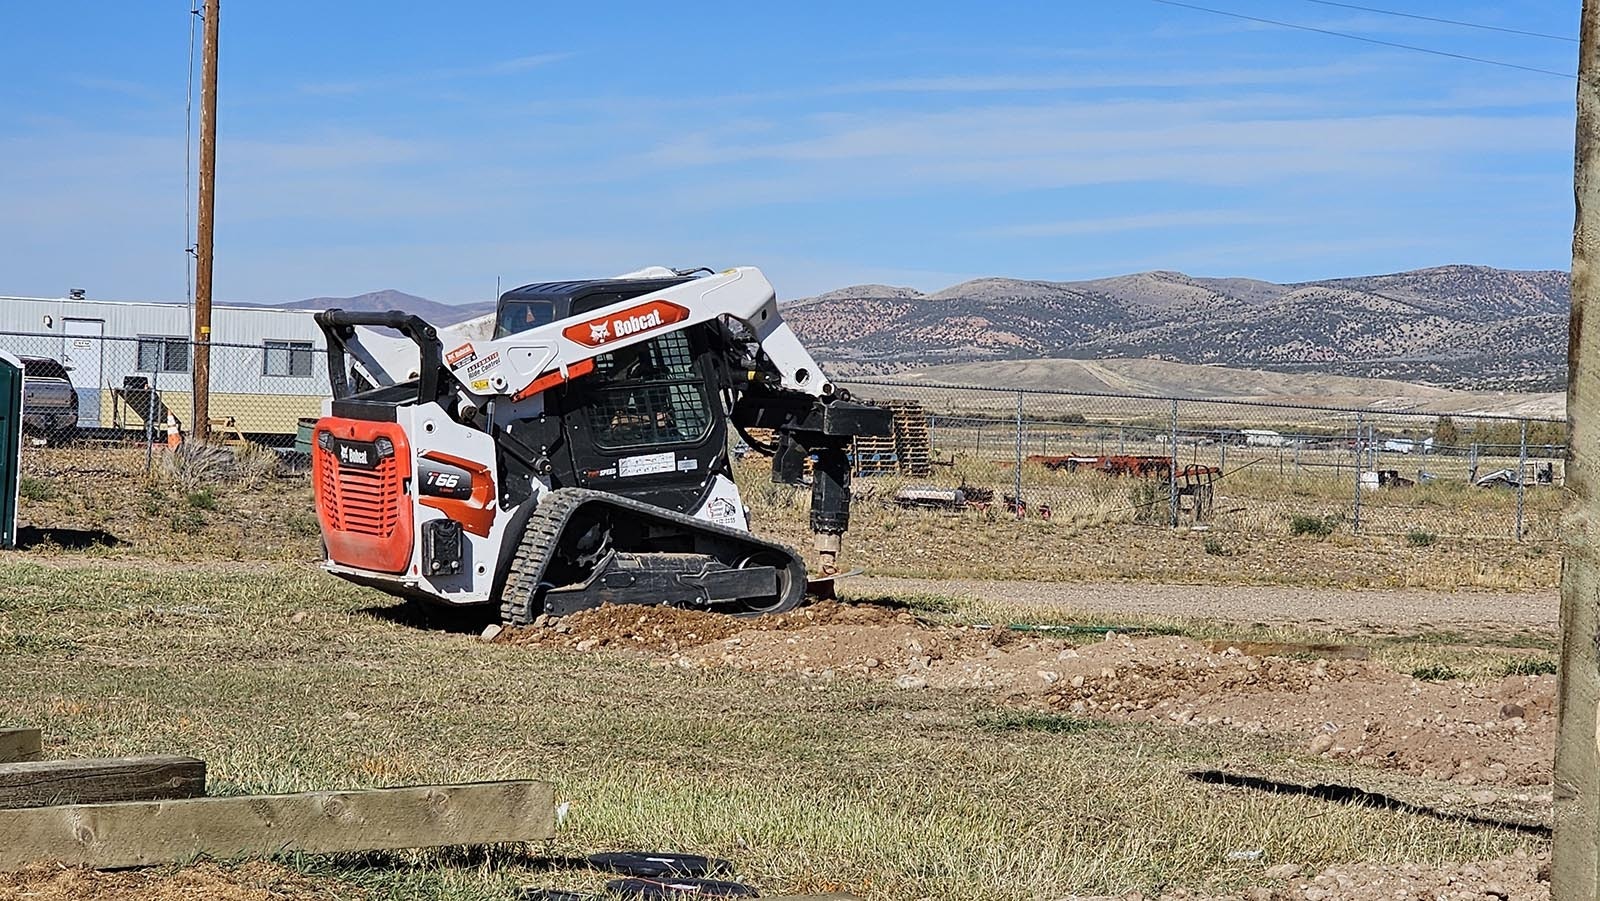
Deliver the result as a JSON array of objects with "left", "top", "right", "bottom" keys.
[
  {"left": 1556, "top": 2, "right": 1600, "bottom": 896},
  {"left": 192, "top": 0, "right": 220, "bottom": 443}
]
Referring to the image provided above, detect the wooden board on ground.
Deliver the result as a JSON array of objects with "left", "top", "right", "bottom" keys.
[
  {"left": 0, "top": 779, "right": 556, "bottom": 870},
  {"left": 0, "top": 729, "right": 42, "bottom": 764},
  {"left": 0, "top": 756, "right": 205, "bottom": 809}
]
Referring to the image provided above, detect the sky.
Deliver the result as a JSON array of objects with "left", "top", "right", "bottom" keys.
[{"left": 0, "top": 1, "right": 1581, "bottom": 304}]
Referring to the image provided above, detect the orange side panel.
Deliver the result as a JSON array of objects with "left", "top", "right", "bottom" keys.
[{"left": 418, "top": 450, "right": 497, "bottom": 538}]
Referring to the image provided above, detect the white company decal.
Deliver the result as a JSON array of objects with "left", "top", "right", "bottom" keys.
[
  {"left": 445, "top": 343, "right": 477, "bottom": 369},
  {"left": 464, "top": 351, "right": 501, "bottom": 381},
  {"left": 339, "top": 444, "right": 370, "bottom": 466},
  {"left": 617, "top": 451, "right": 676, "bottom": 478},
  {"left": 562, "top": 299, "right": 690, "bottom": 348}
]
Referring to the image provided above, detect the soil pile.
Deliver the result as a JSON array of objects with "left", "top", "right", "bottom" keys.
[
  {"left": 499, "top": 602, "right": 1557, "bottom": 786},
  {"left": 1037, "top": 636, "right": 1555, "bottom": 786}
]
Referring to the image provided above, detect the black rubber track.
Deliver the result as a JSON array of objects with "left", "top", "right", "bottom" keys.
[{"left": 500, "top": 488, "right": 806, "bottom": 625}]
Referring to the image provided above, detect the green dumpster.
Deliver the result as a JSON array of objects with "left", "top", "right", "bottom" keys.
[{"left": 0, "top": 352, "right": 20, "bottom": 549}]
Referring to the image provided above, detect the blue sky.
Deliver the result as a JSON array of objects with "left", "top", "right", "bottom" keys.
[{"left": 0, "top": 1, "right": 1580, "bottom": 304}]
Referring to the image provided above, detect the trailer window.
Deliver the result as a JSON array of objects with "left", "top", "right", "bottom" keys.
[
  {"left": 583, "top": 331, "right": 712, "bottom": 450},
  {"left": 495, "top": 301, "right": 555, "bottom": 338},
  {"left": 137, "top": 336, "right": 190, "bottom": 373},
  {"left": 263, "top": 340, "right": 314, "bottom": 377}
]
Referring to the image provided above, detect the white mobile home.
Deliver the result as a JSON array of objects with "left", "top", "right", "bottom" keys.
[
  {"left": 0, "top": 295, "right": 329, "bottom": 435},
  {"left": 1239, "top": 428, "right": 1294, "bottom": 448}
]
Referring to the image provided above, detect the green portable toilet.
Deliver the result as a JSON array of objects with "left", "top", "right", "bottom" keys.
[{"left": 0, "top": 352, "right": 20, "bottom": 549}]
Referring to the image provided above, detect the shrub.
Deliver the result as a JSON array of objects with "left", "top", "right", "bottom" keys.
[
  {"left": 1289, "top": 515, "right": 1334, "bottom": 538},
  {"left": 186, "top": 488, "right": 218, "bottom": 511},
  {"left": 979, "top": 711, "right": 1105, "bottom": 734},
  {"left": 18, "top": 476, "right": 56, "bottom": 502},
  {"left": 1405, "top": 530, "right": 1436, "bottom": 548},
  {"left": 1501, "top": 657, "right": 1557, "bottom": 677},
  {"left": 1411, "top": 663, "right": 1462, "bottom": 682},
  {"left": 168, "top": 509, "right": 207, "bottom": 534},
  {"left": 1203, "top": 538, "right": 1228, "bottom": 556}
]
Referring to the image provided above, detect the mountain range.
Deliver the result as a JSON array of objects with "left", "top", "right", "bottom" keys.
[
  {"left": 274, "top": 265, "right": 1571, "bottom": 391},
  {"left": 781, "top": 265, "right": 1569, "bottom": 391}
]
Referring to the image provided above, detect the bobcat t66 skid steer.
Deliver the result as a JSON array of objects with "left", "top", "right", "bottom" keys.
[{"left": 310, "top": 266, "right": 892, "bottom": 624}]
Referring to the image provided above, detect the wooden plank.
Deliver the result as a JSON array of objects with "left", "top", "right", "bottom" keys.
[
  {"left": 0, "top": 779, "right": 555, "bottom": 870},
  {"left": 0, "top": 756, "right": 206, "bottom": 809},
  {"left": 0, "top": 729, "right": 42, "bottom": 764}
]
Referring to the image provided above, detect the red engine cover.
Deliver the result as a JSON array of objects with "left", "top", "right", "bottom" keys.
[{"left": 312, "top": 418, "right": 414, "bottom": 575}]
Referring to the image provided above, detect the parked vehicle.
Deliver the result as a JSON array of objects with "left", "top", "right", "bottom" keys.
[{"left": 20, "top": 356, "right": 78, "bottom": 440}]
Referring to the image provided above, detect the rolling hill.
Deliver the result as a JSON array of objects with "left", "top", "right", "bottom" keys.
[{"left": 782, "top": 265, "right": 1569, "bottom": 391}]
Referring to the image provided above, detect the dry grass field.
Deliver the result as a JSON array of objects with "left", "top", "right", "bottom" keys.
[{"left": 0, "top": 444, "right": 1566, "bottom": 899}]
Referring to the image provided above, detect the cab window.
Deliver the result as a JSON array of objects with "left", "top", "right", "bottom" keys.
[{"left": 495, "top": 300, "right": 555, "bottom": 338}]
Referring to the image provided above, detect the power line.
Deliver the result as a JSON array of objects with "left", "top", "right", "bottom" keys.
[
  {"left": 1297, "top": 0, "right": 1576, "bottom": 44},
  {"left": 1147, "top": 0, "right": 1576, "bottom": 79}
]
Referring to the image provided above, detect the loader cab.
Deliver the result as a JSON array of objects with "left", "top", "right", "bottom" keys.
[
  {"left": 493, "top": 276, "right": 693, "bottom": 339},
  {"left": 496, "top": 276, "right": 733, "bottom": 515}
]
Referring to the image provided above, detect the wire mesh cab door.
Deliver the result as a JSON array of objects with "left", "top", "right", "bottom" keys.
[{"left": 550, "top": 324, "right": 730, "bottom": 516}]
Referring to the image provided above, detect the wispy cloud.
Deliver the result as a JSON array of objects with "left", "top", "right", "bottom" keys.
[
  {"left": 298, "top": 52, "right": 572, "bottom": 96},
  {"left": 985, "top": 210, "right": 1285, "bottom": 238}
]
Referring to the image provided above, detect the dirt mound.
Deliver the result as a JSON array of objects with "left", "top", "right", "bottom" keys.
[
  {"left": 1036, "top": 636, "right": 1556, "bottom": 786},
  {"left": 497, "top": 600, "right": 917, "bottom": 655},
  {"left": 0, "top": 862, "right": 352, "bottom": 901},
  {"left": 498, "top": 604, "right": 746, "bottom": 652},
  {"left": 500, "top": 602, "right": 1556, "bottom": 788}
]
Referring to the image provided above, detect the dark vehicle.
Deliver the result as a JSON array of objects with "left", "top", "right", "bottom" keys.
[{"left": 20, "top": 356, "right": 78, "bottom": 440}]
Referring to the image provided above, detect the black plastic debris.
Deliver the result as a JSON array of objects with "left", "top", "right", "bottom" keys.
[
  {"left": 588, "top": 852, "right": 735, "bottom": 879},
  {"left": 606, "top": 876, "right": 760, "bottom": 898}
]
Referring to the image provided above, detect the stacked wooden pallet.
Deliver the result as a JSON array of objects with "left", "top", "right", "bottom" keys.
[
  {"left": 885, "top": 400, "right": 932, "bottom": 476},
  {"left": 851, "top": 431, "right": 899, "bottom": 476}
]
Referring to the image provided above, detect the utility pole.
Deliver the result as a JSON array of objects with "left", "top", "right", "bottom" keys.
[
  {"left": 1555, "top": 3, "right": 1600, "bottom": 895},
  {"left": 192, "top": 0, "right": 220, "bottom": 443}
]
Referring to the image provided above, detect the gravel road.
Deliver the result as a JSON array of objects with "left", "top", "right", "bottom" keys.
[{"left": 846, "top": 576, "right": 1558, "bottom": 629}]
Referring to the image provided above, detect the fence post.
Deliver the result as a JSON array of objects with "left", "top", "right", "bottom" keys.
[
  {"left": 1352, "top": 413, "right": 1364, "bottom": 534},
  {"left": 1517, "top": 418, "right": 1528, "bottom": 541},
  {"left": 144, "top": 369, "right": 157, "bottom": 475},
  {"left": 1219, "top": 435, "right": 1227, "bottom": 474},
  {"left": 1168, "top": 399, "right": 1179, "bottom": 528},
  {"left": 1013, "top": 391, "right": 1024, "bottom": 519},
  {"left": 1118, "top": 426, "right": 1125, "bottom": 455}
]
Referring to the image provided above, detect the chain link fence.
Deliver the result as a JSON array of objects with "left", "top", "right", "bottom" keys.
[
  {"left": 0, "top": 329, "right": 1564, "bottom": 543},
  {"left": 835, "top": 379, "right": 1564, "bottom": 543},
  {"left": 0, "top": 330, "right": 327, "bottom": 460}
]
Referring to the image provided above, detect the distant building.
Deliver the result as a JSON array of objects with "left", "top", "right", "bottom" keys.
[
  {"left": 0, "top": 295, "right": 328, "bottom": 434},
  {"left": 1239, "top": 428, "right": 1293, "bottom": 448}
]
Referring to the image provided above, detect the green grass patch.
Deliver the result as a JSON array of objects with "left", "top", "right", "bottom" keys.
[
  {"left": 978, "top": 710, "right": 1108, "bottom": 734},
  {"left": 1500, "top": 656, "right": 1558, "bottom": 677},
  {"left": 18, "top": 476, "right": 56, "bottom": 502},
  {"left": 1410, "top": 663, "right": 1464, "bottom": 682},
  {"left": 1289, "top": 514, "right": 1335, "bottom": 538},
  {"left": 187, "top": 487, "right": 219, "bottom": 511}
]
